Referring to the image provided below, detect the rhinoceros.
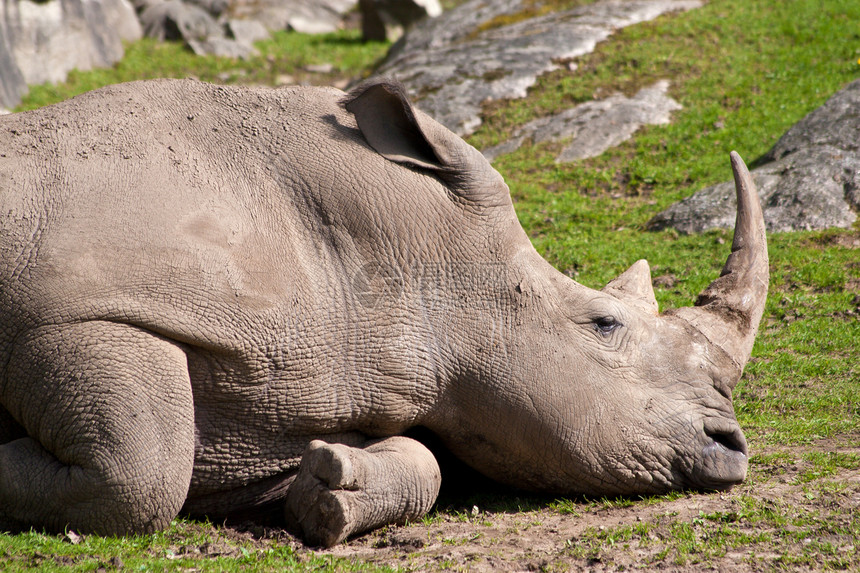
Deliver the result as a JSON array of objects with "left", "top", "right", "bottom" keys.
[{"left": 0, "top": 77, "right": 767, "bottom": 547}]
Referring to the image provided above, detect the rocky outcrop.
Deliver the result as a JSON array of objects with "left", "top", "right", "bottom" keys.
[
  {"left": 483, "top": 81, "right": 682, "bottom": 163},
  {"left": 0, "top": 0, "right": 142, "bottom": 108},
  {"left": 359, "top": 0, "right": 441, "bottom": 42},
  {"left": 375, "top": 0, "right": 702, "bottom": 137},
  {"left": 649, "top": 79, "right": 860, "bottom": 233}
]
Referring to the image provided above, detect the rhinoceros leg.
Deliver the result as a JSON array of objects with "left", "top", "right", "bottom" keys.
[
  {"left": 284, "top": 436, "right": 441, "bottom": 547},
  {"left": 0, "top": 321, "right": 195, "bottom": 534}
]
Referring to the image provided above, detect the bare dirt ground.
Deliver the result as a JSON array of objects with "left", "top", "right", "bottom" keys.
[{"left": 211, "top": 442, "right": 859, "bottom": 572}]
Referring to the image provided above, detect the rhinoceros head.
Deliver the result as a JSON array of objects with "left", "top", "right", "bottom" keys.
[
  {"left": 455, "top": 155, "right": 767, "bottom": 496},
  {"left": 345, "top": 80, "right": 768, "bottom": 497}
]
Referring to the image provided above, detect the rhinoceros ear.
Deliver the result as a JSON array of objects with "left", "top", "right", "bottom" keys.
[
  {"left": 343, "top": 79, "right": 442, "bottom": 170},
  {"left": 602, "top": 259, "right": 659, "bottom": 314},
  {"left": 343, "top": 78, "right": 509, "bottom": 207}
]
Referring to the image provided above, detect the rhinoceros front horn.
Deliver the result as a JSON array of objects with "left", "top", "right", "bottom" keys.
[{"left": 669, "top": 152, "right": 769, "bottom": 387}]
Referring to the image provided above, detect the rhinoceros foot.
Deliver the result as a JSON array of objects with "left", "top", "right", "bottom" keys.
[
  {"left": 284, "top": 441, "right": 357, "bottom": 547},
  {"left": 284, "top": 437, "right": 441, "bottom": 547}
]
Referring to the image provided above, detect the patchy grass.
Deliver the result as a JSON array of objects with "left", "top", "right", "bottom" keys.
[{"left": 2, "top": 0, "right": 859, "bottom": 570}]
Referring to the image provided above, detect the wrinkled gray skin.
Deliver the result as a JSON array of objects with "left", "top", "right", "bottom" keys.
[{"left": 0, "top": 78, "right": 768, "bottom": 547}]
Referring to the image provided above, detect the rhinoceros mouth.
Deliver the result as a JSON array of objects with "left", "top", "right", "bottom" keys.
[{"left": 687, "top": 423, "right": 748, "bottom": 491}]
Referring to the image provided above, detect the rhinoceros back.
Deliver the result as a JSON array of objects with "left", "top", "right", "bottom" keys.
[{"left": 0, "top": 79, "right": 376, "bottom": 348}]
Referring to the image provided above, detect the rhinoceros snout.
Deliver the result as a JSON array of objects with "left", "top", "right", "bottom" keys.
[{"left": 689, "top": 426, "right": 748, "bottom": 491}]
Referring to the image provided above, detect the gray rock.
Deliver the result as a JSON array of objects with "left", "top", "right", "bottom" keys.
[
  {"left": 483, "top": 80, "right": 682, "bottom": 162},
  {"left": 227, "top": 18, "right": 270, "bottom": 45},
  {"left": 0, "top": 9, "right": 27, "bottom": 109},
  {"left": 187, "top": 36, "right": 257, "bottom": 59},
  {"left": 385, "top": 0, "right": 523, "bottom": 59},
  {"left": 649, "top": 79, "right": 860, "bottom": 233},
  {"left": 139, "top": 0, "right": 221, "bottom": 42},
  {"left": 137, "top": 0, "right": 359, "bottom": 59},
  {"left": 359, "top": 0, "right": 441, "bottom": 42},
  {"left": 104, "top": 0, "right": 146, "bottom": 42},
  {"left": 764, "top": 81, "right": 859, "bottom": 162},
  {"left": 0, "top": 0, "right": 141, "bottom": 108},
  {"left": 186, "top": 0, "right": 229, "bottom": 17},
  {"left": 0, "top": 0, "right": 361, "bottom": 109},
  {"left": 376, "top": 0, "right": 702, "bottom": 136},
  {"left": 228, "top": 0, "right": 357, "bottom": 34},
  {"left": 304, "top": 62, "right": 335, "bottom": 74},
  {"left": 10, "top": 0, "right": 140, "bottom": 85},
  {"left": 140, "top": 0, "right": 257, "bottom": 58},
  {"left": 128, "top": 0, "right": 156, "bottom": 13}
]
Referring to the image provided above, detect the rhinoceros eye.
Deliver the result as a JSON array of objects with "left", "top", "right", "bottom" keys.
[{"left": 593, "top": 316, "right": 621, "bottom": 336}]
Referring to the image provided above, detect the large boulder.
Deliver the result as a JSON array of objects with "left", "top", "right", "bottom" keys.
[
  {"left": 649, "top": 79, "right": 860, "bottom": 233},
  {"left": 0, "top": 0, "right": 142, "bottom": 109}
]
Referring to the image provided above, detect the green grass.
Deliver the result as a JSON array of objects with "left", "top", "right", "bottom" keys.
[
  {"left": 0, "top": 519, "right": 393, "bottom": 572},
  {"left": 4, "top": 0, "right": 860, "bottom": 569}
]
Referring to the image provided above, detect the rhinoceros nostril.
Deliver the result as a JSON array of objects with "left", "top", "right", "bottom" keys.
[{"left": 705, "top": 429, "right": 747, "bottom": 457}]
